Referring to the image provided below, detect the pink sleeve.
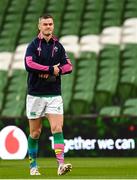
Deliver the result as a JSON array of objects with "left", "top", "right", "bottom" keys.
[
  {"left": 26, "top": 56, "right": 49, "bottom": 71},
  {"left": 60, "top": 59, "right": 73, "bottom": 74}
]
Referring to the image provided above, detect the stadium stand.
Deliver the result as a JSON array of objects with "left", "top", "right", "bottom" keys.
[
  {"left": 0, "top": 71, "right": 8, "bottom": 112},
  {"left": 124, "top": 0, "right": 137, "bottom": 19},
  {"left": 0, "top": 0, "right": 137, "bottom": 118},
  {"left": 62, "top": 52, "right": 76, "bottom": 113},
  {"left": 18, "top": 0, "right": 47, "bottom": 44},
  {"left": 80, "top": 35, "right": 100, "bottom": 54},
  {"left": 122, "top": 98, "right": 137, "bottom": 116},
  {"left": 94, "top": 45, "right": 120, "bottom": 111},
  {"left": 80, "top": 0, "right": 105, "bottom": 35},
  {"left": 0, "top": 0, "right": 28, "bottom": 52},
  {"left": 60, "top": 35, "right": 79, "bottom": 57},
  {"left": 118, "top": 44, "right": 137, "bottom": 104},
  {"left": 102, "top": 0, "right": 125, "bottom": 28},
  {"left": 1, "top": 70, "right": 27, "bottom": 117},
  {"left": 0, "top": 0, "right": 9, "bottom": 31},
  {"left": 70, "top": 52, "right": 97, "bottom": 114},
  {"left": 99, "top": 106, "right": 121, "bottom": 116},
  {"left": 60, "top": 0, "right": 85, "bottom": 36},
  {"left": 46, "top": 0, "right": 66, "bottom": 36},
  {"left": 0, "top": 52, "right": 12, "bottom": 114}
]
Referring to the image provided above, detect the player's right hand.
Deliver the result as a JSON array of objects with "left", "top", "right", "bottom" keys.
[{"left": 38, "top": 74, "right": 49, "bottom": 79}]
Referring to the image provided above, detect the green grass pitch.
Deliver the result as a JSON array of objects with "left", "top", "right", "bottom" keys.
[{"left": 0, "top": 157, "right": 137, "bottom": 179}]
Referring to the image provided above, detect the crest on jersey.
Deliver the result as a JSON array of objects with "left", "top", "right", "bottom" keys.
[{"left": 54, "top": 46, "right": 58, "bottom": 52}]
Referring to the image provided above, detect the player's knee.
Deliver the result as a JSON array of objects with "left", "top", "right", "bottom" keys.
[
  {"left": 31, "top": 130, "right": 41, "bottom": 139},
  {"left": 51, "top": 125, "right": 62, "bottom": 133}
]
